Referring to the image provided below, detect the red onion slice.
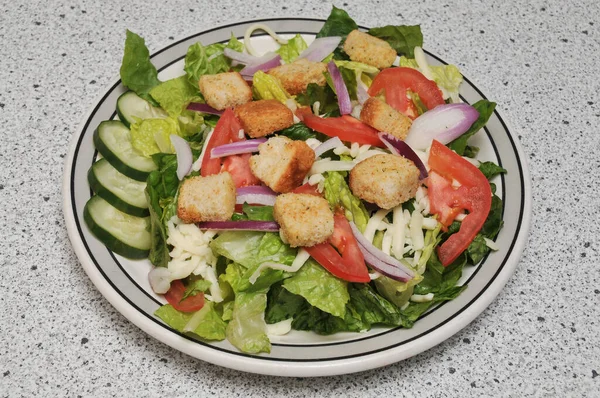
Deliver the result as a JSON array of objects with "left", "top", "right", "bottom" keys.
[
  {"left": 170, "top": 135, "right": 193, "bottom": 180},
  {"left": 223, "top": 48, "right": 268, "bottom": 65},
  {"left": 327, "top": 61, "right": 352, "bottom": 115},
  {"left": 405, "top": 103, "right": 479, "bottom": 150},
  {"left": 236, "top": 185, "right": 277, "bottom": 206},
  {"left": 356, "top": 76, "right": 370, "bottom": 105},
  {"left": 240, "top": 54, "right": 282, "bottom": 76},
  {"left": 314, "top": 136, "right": 343, "bottom": 158},
  {"left": 197, "top": 221, "right": 280, "bottom": 232},
  {"left": 186, "top": 103, "right": 223, "bottom": 115},
  {"left": 210, "top": 138, "right": 267, "bottom": 158},
  {"left": 349, "top": 221, "right": 415, "bottom": 282},
  {"left": 378, "top": 133, "right": 428, "bottom": 179},
  {"left": 298, "top": 37, "right": 341, "bottom": 62}
]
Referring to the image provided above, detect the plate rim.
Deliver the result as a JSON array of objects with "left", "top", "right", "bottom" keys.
[{"left": 62, "top": 17, "right": 532, "bottom": 377}]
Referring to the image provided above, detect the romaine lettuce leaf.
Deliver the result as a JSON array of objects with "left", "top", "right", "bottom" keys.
[
  {"left": 225, "top": 291, "right": 271, "bottom": 353},
  {"left": 374, "top": 274, "right": 423, "bottom": 308},
  {"left": 276, "top": 34, "right": 308, "bottom": 63},
  {"left": 448, "top": 100, "right": 496, "bottom": 155},
  {"left": 120, "top": 30, "right": 160, "bottom": 104},
  {"left": 241, "top": 204, "right": 274, "bottom": 221},
  {"left": 252, "top": 71, "right": 291, "bottom": 103},
  {"left": 399, "top": 56, "right": 463, "bottom": 101},
  {"left": 184, "top": 34, "right": 243, "bottom": 88},
  {"left": 154, "top": 302, "right": 227, "bottom": 341},
  {"left": 322, "top": 171, "right": 370, "bottom": 232},
  {"left": 277, "top": 123, "right": 317, "bottom": 141},
  {"left": 283, "top": 259, "right": 348, "bottom": 318},
  {"left": 149, "top": 76, "right": 202, "bottom": 117},
  {"left": 316, "top": 6, "right": 358, "bottom": 39},
  {"left": 130, "top": 117, "right": 178, "bottom": 157},
  {"left": 478, "top": 161, "right": 507, "bottom": 180},
  {"left": 368, "top": 25, "right": 423, "bottom": 58},
  {"left": 296, "top": 83, "right": 340, "bottom": 116}
]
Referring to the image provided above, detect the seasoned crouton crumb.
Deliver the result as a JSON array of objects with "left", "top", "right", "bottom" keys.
[
  {"left": 343, "top": 30, "right": 397, "bottom": 69},
  {"left": 249, "top": 136, "right": 315, "bottom": 193},
  {"left": 177, "top": 172, "right": 236, "bottom": 223},
  {"left": 198, "top": 72, "right": 252, "bottom": 111},
  {"left": 273, "top": 193, "right": 334, "bottom": 247},
  {"left": 267, "top": 58, "right": 327, "bottom": 95},
  {"left": 360, "top": 97, "right": 412, "bottom": 140},
  {"left": 234, "top": 99, "right": 294, "bottom": 138},
  {"left": 349, "top": 154, "right": 420, "bottom": 209}
]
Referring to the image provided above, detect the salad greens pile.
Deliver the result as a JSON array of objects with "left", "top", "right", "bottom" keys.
[{"left": 114, "top": 5, "right": 505, "bottom": 354}]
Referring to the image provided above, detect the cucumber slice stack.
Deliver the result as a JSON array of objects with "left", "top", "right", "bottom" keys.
[{"left": 83, "top": 92, "right": 160, "bottom": 259}]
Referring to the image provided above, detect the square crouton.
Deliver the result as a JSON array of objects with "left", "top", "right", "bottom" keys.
[
  {"left": 249, "top": 136, "right": 315, "bottom": 193},
  {"left": 343, "top": 30, "right": 397, "bottom": 69},
  {"left": 267, "top": 58, "right": 327, "bottom": 95},
  {"left": 273, "top": 193, "right": 334, "bottom": 247},
  {"left": 177, "top": 172, "right": 236, "bottom": 223},
  {"left": 234, "top": 99, "right": 294, "bottom": 138},
  {"left": 198, "top": 72, "right": 252, "bottom": 110},
  {"left": 360, "top": 97, "right": 412, "bottom": 140}
]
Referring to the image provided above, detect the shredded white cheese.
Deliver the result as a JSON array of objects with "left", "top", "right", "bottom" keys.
[
  {"left": 410, "top": 293, "right": 434, "bottom": 303},
  {"left": 484, "top": 237, "right": 500, "bottom": 251},
  {"left": 266, "top": 318, "right": 293, "bottom": 336},
  {"left": 243, "top": 23, "right": 288, "bottom": 56}
]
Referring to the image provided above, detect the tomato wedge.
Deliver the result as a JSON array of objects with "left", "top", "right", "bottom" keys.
[
  {"left": 163, "top": 280, "right": 205, "bottom": 312},
  {"left": 222, "top": 153, "right": 261, "bottom": 188},
  {"left": 297, "top": 107, "right": 384, "bottom": 147},
  {"left": 305, "top": 212, "right": 370, "bottom": 283},
  {"left": 368, "top": 67, "right": 444, "bottom": 119},
  {"left": 427, "top": 140, "right": 492, "bottom": 266},
  {"left": 291, "top": 182, "right": 322, "bottom": 196},
  {"left": 200, "top": 108, "right": 243, "bottom": 177}
]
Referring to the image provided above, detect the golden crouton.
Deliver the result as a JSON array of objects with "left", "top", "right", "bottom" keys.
[
  {"left": 360, "top": 97, "right": 412, "bottom": 140},
  {"left": 273, "top": 193, "right": 334, "bottom": 247},
  {"left": 234, "top": 99, "right": 294, "bottom": 138},
  {"left": 198, "top": 72, "right": 252, "bottom": 110},
  {"left": 343, "top": 30, "right": 397, "bottom": 69},
  {"left": 177, "top": 172, "right": 236, "bottom": 223},
  {"left": 349, "top": 154, "right": 420, "bottom": 209},
  {"left": 267, "top": 58, "right": 327, "bottom": 95},
  {"left": 249, "top": 136, "right": 315, "bottom": 193}
]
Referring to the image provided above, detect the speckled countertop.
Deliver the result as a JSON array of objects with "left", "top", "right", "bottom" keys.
[{"left": 1, "top": 0, "right": 598, "bottom": 396}]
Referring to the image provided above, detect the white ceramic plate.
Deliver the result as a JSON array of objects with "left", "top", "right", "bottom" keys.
[{"left": 62, "top": 18, "right": 531, "bottom": 377}]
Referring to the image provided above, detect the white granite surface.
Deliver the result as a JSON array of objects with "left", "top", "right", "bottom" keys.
[{"left": 1, "top": 0, "right": 598, "bottom": 396}]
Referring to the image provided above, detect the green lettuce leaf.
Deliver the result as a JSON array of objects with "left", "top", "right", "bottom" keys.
[
  {"left": 448, "top": 100, "right": 496, "bottom": 155},
  {"left": 252, "top": 71, "right": 291, "bottom": 103},
  {"left": 316, "top": 6, "right": 358, "bottom": 40},
  {"left": 322, "top": 171, "right": 370, "bottom": 232},
  {"left": 478, "top": 161, "right": 507, "bottom": 180},
  {"left": 374, "top": 273, "right": 423, "bottom": 308},
  {"left": 225, "top": 291, "right": 271, "bottom": 354},
  {"left": 466, "top": 193, "right": 504, "bottom": 264},
  {"left": 368, "top": 25, "right": 423, "bottom": 58},
  {"left": 264, "top": 283, "right": 307, "bottom": 324},
  {"left": 145, "top": 153, "right": 179, "bottom": 267},
  {"left": 184, "top": 34, "right": 243, "bottom": 88},
  {"left": 277, "top": 123, "right": 316, "bottom": 141},
  {"left": 283, "top": 260, "right": 348, "bottom": 318},
  {"left": 149, "top": 76, "right": 201, "bottom": 117},
  {"left": 130, "top": 117, "right": 179, "bottom": 157},
  {"left": 276, "top": 34, "right": 308, "bottom": 63},
  {"left": 296, "top": 83, "right": 340, "bottom": 116},
  {"left": 413, "top": 251, "right": 467, "bottom": 296},
  {"left": 120, "top": 30, "right": 160, "bottom": 104},
  {"left": 242, "top": 204, "right": 274, "bottom": 221},
  {"left": 154, "top": 302, "right": 227, "bottom": 341}
]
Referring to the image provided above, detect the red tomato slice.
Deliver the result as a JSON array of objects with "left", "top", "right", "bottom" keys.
[
  {"left": 201, "top": 108, "right": 242, "bottom": 176},
  {"left": 163, "top": 280, "right": 205, "bottom": 313},
  {"left": 369, "top": 67, "right": 445, "bottom": 119},
  {"left": 427, "top": 140, "right": 492, "bottom": 266},
  {"left": 297, "top": 107, "right": 384, "bottom": 147},
  {"left": 291, "top": 182, "right": 322, "bottom": 196},
  {"left": 305, "top": 213, "right": 370, "bottom": 283},
  {"left": 222, "top": 153, "right": 261, "bottom": 188}
]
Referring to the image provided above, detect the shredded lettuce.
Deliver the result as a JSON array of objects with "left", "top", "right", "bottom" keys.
[
  {"left": 130, "top": 117, "right": 178, "bottom": 157},
  {"left": 154, "top": 302, "right": 227, "bottom": 341},
  {"left": 120, "top": 30, "right": 160, "bottom": 104},
  {"left": 251, "top": 71, "right": 290, "bottom": 103},
  {"left": 184, "top": 34, "right": 244, "bottom": 88},
  {"left": 283, "top": 260, "right": 349, "bottom": 318},
  {"left": 322, "top": 171, "right": 370, "bottom": 232},
  {"left": 276, "top": 34, "right": 308, "bottom": 63}
]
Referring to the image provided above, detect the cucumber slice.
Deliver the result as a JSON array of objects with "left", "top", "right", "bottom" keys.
[
  {"left": 84, "top": 195, "right": 151, "bottom": 259},
  {"left": 93, "top": 120, "right": 157, "bottom": 182},
  {"left": 116, "top": 91, "right": 168, "bottom": 128},
  {"left": 88, "top": 158, "right": 149, "bottom": 217}
]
